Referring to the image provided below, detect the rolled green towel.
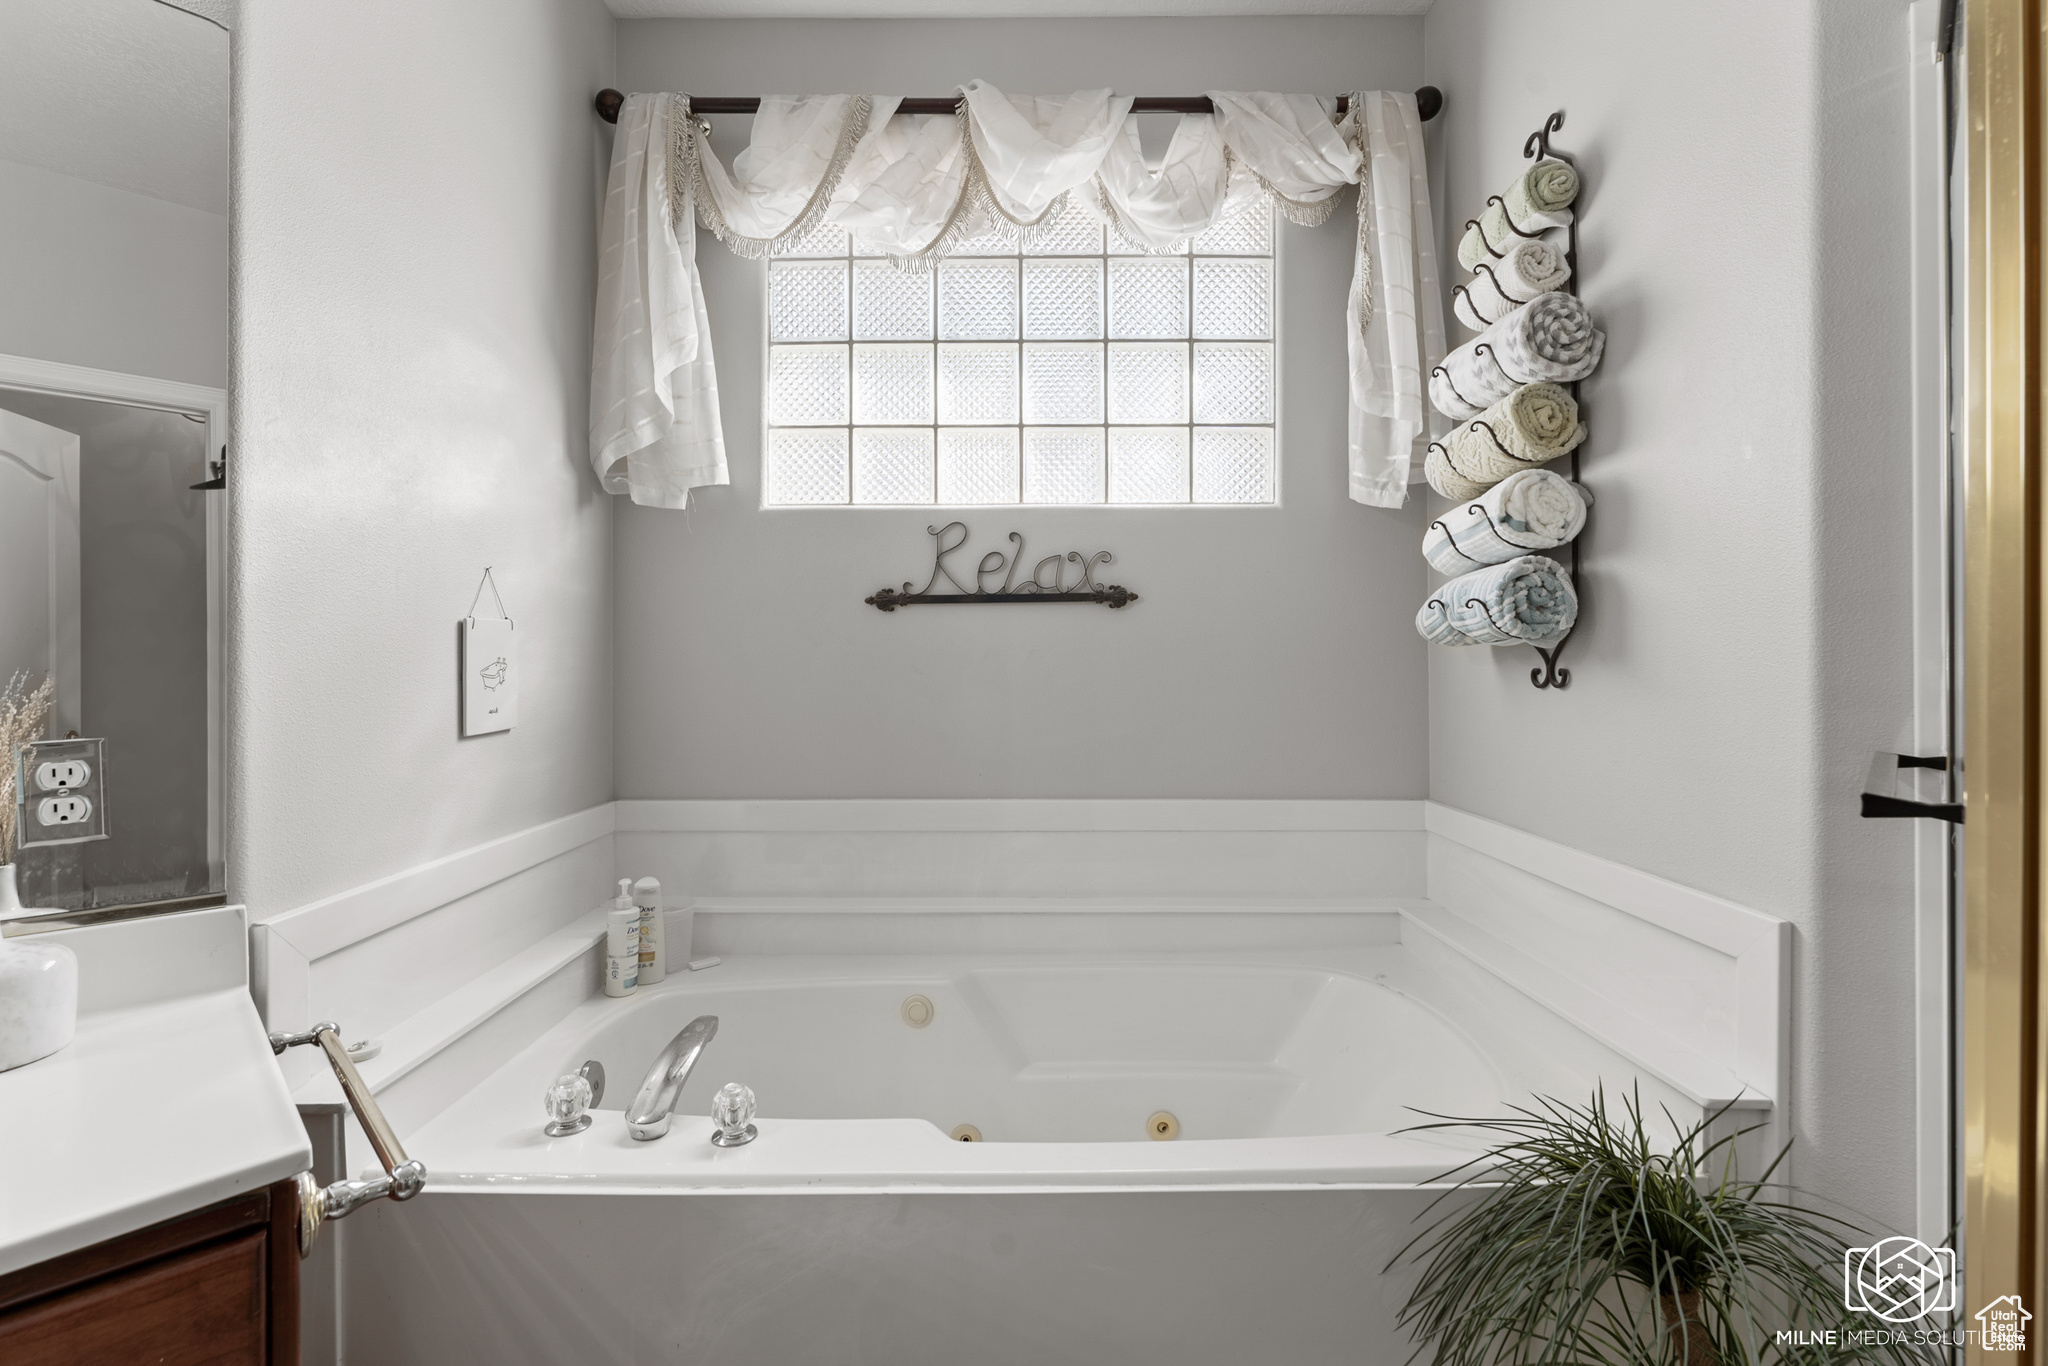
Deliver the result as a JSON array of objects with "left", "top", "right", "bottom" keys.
[
  {"left": 1457, "top": 158, "right": 1579, "bottom": 271},
  {"left": 1424, "top": 382, "right": 1586, "bottom": 501}
]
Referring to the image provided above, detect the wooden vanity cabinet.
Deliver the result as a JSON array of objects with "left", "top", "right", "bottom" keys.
[{"left": 0, "top": 1177, "right": 300, "bottom": 1365}]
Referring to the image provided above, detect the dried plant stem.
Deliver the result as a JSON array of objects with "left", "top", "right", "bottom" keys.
[{"left": 0, "top": 670, "right": 55, "bottom": 864}]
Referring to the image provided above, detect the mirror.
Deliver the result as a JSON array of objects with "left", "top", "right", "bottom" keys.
[{"left": 0, "top": 0, "right": 229, "bottom": 920}]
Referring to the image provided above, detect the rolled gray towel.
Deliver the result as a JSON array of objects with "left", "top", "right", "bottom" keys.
[
  {"left": 1416, "top": 555, "right": 1578, "bottom": 648},
  {"left": 1429, "top": 292, "right": 1603, "bottom": 421}
]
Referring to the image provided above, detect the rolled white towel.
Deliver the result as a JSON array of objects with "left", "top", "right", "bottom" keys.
[
  {"left": 1453, "top": 239, "right": 1572, "bottom": 331},
  {"left": 1415, "top": 555, "right": 1578, "bottom": 648},
  {"left": 1422, "top": 470, "right": 1590, "bottom": 575},
  {"left": 1429, "top": 292, "right": 1604, "bottom": 420}
]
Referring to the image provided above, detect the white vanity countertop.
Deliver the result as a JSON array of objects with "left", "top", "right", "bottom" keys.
[{"left": 0, "top": 905, "right": 311, "bottom": 1278}]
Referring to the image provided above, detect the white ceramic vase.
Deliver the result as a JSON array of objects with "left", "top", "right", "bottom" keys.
[{"left": 0, "top": 864, "right": 78, "bottom": 1072}]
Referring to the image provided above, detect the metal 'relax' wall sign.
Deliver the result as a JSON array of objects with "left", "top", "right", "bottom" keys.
[{"left": 866, "top": 523, "right": 1139, "bottom": 611}]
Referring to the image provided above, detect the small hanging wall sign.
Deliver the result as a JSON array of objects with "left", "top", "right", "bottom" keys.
[
  {"left": 461, "top": 568, "right": 518, "bottom": 736},
  {"left": 865, "top": 522, "right": 1138, "bottom": 611}
]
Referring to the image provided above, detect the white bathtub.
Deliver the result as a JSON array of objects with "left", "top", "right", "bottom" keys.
[
  {"left": 413, "top": 954, "right": 1507, "bottom": 1189},
  {"left": 334, "top": 911, "right": 1691, "bottom": 1364}
]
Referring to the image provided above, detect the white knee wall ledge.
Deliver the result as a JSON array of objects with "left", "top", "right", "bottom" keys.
[{"left": 248, "top": 799, "right": 1787, "bottom": 1129}]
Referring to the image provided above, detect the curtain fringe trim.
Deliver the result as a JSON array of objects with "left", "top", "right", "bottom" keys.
[
  {"left": 870, "top": 109, "right": 1072, "bottom": 272},
  {"left": 671, "top": 93, "right": 876, "bottom": 259}
]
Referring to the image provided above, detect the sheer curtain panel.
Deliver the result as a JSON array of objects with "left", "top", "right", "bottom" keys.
[{"left": 589, "top": 84, "right": 1444, "bottom": 509}]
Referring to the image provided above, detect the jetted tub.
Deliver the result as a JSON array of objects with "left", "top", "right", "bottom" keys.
[
  {"left": 422, "top": 956, "right": 1503, "bottom": 1186},
  {"left": 339, "top": 928, "right": 1679, "bottom": 1365}
]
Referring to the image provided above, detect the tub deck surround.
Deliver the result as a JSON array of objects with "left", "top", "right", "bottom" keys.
[
  {"left": 0, "top": 906, "right": 311, "bottom": 1277},
  {"left": 267, "top": 799, "right": 1789, "bottom": 1176},
  {"left": 282, "top": 814, "right": 1786, "bottom": 1363},
  {"left": 1420, "top": 804, "right": 1790, "bottom": 1143}
]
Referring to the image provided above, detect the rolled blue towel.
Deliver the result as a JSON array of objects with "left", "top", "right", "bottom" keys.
[{"left": 1416, "top": 555, "right": 1578, "bottom": 647}]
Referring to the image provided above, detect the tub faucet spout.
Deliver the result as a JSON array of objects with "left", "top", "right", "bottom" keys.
[{"left": 625, "top": 1015, "right": 719, "bottom": 1141}]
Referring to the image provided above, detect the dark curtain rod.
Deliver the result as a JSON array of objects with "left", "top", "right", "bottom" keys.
[{"left": 594, "top": 86, "right": 1442, "bottom": 125}]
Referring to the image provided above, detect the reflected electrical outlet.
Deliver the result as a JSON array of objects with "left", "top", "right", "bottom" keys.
[{"left": 15, "top": 738, "right": 109, "bottom": 848}]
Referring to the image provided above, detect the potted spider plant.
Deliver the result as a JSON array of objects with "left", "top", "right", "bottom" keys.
[{"left": 1390, "top": 1089, "right": 1947, "bottom": 1366}]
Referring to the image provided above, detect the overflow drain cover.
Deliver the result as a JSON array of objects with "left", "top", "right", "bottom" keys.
[
  {"left": 1148, "top": 1111, "right": 1180, "bottom": 1141},
  {"left": 901, "top": 994, "right": 935, "bottom": 1028},
  {"left": 951, "top": 1124, "right": 982, "bottom": 1142}
]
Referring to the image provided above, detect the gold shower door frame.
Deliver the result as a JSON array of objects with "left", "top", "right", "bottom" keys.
[{"left": 1963, "top": 0, "right": 2045, "bottom": 1349}]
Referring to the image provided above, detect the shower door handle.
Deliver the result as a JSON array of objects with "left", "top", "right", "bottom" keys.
[
  {"left": 1859, "top": 751, "right": 1964, "bottom": 824},
  {"left": 270, "top": 1021, "right": 427, "bottom": 1257}
]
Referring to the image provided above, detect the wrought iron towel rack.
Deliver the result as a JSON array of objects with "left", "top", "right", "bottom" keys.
[
  {"left": 594, "top": 87, "right": 1442, "bottom": 123},
  {"left": 1426, "top": 109, "right": 1586, "bottom": 691}
]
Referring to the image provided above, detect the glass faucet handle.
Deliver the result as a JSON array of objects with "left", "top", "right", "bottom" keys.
[
  {"left": 711, "top": 1081, "right": 758, "bottom": 1147},
  {"left": 543, "top": 1072, "right": 593, "bottom": 1137}
]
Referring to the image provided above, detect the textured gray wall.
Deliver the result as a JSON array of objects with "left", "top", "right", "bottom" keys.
[
  {"left": 1422, "top": 0, "right": 1920, "bottom": 1227},
  {"left": 612, "top": 17, "right": 1432, "bottom": 799},
  {"left": 229, "top": 0, "right": 617, "bottom": 916}
]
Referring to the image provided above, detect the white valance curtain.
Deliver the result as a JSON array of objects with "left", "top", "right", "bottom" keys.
[{"left": 590, "top": 84, "right": 1444, "bottom": 510}]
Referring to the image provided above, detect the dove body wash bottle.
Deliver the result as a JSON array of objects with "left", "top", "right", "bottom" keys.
[{"left": 633, "top": 877, "right": 665, "bottom": 984}]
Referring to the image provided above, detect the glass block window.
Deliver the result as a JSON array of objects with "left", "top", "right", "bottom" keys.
[{"left": 763, "top": 201, "right": 1278, "bottom": 506}]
